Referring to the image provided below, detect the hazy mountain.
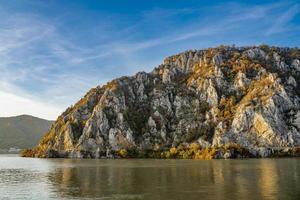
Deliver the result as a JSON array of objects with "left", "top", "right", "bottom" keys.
[
  {"left": 23, "top": 45, "right": 300, "bottom": 159},
  {"left": 0, "top": 115, "right": 53, "bottom": 150}
]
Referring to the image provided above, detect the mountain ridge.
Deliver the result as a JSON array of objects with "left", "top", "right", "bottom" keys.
[
  {"left": 0, "top": 115, "right": 53, "bottom": 150},
  {"left": 0, "top": 114, "right": 54, "bottom": 121},
  {"left": 22, "top": 45, "right": 300, "bottom": 159}
]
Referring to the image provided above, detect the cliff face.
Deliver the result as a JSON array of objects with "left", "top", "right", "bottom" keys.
[{"left": 23, "top": 46, "right": 300, "bottom": 158}]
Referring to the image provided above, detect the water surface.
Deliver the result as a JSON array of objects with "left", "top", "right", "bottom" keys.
[{"left": 0, "top": 154, "right": 299, "bottom": 200}]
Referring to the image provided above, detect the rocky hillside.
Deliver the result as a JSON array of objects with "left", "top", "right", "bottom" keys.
[
  {"left": 0, "top": 115, "right": 53, "bottom": 150},
  {"left": 22, "top": 45, "right": 300, "bottom": 159}
]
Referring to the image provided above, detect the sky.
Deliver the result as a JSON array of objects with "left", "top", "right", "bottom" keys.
[{"left": 0, "top": 0, "right": 299, "bottom": 120}]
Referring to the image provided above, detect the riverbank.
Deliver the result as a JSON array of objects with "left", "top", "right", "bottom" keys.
[{"left": 21, "top": 143, "right": 300, "bottom": 159}]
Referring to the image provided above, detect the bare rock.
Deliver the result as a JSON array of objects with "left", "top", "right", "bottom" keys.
[{"left": 26, "top": 46, "right": 300, "bottom": 158}]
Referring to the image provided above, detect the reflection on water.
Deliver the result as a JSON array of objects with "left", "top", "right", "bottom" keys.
[{"left": 0, "top": 155, "right": 300, "bottom": 200}]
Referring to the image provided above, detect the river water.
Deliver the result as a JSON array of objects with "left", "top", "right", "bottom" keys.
[{"left": 0, "top": 154, "right": 299, "bottom": 200}]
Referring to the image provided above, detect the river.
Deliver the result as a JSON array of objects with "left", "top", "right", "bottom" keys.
[{"left": 0, "top": 154, "right": 299, "bottom": 200}]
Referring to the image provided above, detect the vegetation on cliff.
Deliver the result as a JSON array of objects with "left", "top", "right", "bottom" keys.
[{"left": 22, "top": 45, "right": 300, "bottom": 159}]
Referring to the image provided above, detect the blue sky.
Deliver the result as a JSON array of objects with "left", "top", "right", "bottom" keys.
[{"left": 0, "top": 0, "right": 299, "bottom": 120}]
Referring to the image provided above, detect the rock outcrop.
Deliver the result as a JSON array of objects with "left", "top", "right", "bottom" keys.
[{"left": 22, "top": 45, "right": 300, "bottom": 158}]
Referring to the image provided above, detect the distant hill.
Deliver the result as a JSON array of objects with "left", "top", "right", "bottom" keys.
[{"left": 0, "top": 115, "right": 53, "bottom": 149}]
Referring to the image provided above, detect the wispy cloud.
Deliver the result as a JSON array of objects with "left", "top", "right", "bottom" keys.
[{"left": 266, "top": 4, "right": 300, "bottom": 35}]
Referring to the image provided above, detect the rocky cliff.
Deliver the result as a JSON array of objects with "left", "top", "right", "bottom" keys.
[{"left": 22, "top": 45, "right": 300, "bottom": 159}]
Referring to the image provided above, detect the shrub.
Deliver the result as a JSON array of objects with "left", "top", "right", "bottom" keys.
[
  {"left": 169, "top": 147, "right": 177, "bottom": 156},
  {"left": 259, "top": 44, "right": 270, "bottom": 52},
  {"left": 292, "top": 147, "right": 300, "bottom": 155},
  {"left": 70, "top": 121, "right": 85, "bottom": 141},
  {"left": 194, "top": 148, "right": 217, "bottom": 160},
  {"left": 164, "top": 151, "right": 171, "bottom": 159},
  {"left": 217, "top": 96, "right": 236, "bottom": 123},
  {"left": 222, "top": 143, "right": 251, "bottom": 158},
  {"left": 21, "top": 149, "right": 35, "bottom": 157},
  {"left": 118, "top": 149, "right": 128, "bottom": 158},
  {"left": 123, "top": 103, "right": 150, "bottom": 136}
]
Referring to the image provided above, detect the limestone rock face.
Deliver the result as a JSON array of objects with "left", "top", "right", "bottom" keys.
[{"left": 28, "top": 46, "right": 300, "bottom": 158}]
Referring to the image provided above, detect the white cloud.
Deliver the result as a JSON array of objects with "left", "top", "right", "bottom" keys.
[
  {"left": 266, "top": 4, "right": 299, "bottom": 36},
  {"left": 0, "top": 91, "right": 62, "bottom": 120}
]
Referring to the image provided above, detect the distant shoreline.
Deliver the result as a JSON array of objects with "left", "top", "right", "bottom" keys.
[{"left": 0, "top": 148, "right": 21, "bottom": 154}]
